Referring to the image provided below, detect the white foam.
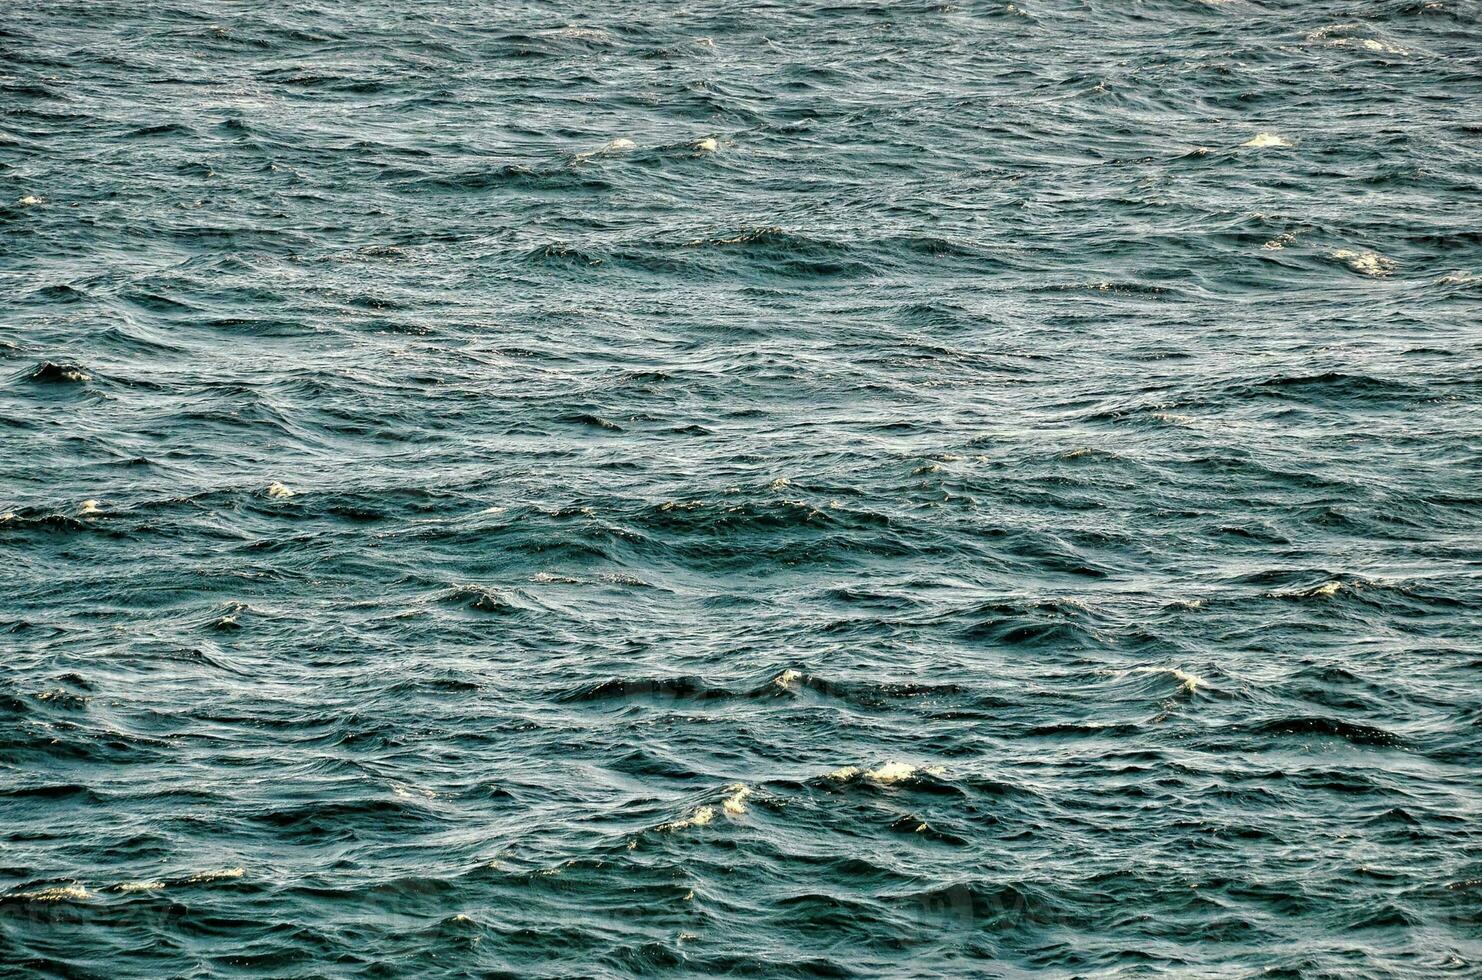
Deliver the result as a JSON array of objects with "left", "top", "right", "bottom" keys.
[
  {"left": 1118, "top": 666, "right": 1204, "bottom": 692},
  {"left": 19, "top": 194, "right": 41, "bottom": 206},
  {"left": 1332, "top": 249, "right": 1396, "bottom": 277},
  {"left": 574, "top": 137, "right": 636, "bottom": 162},
  {"left": 186, "top": 867, "right": 244, "bottom": 883},
  {"left": 774, "top": 668, "right": 802, "bottom": 689},
  {"left": 550, "top": 26, "right": 613, "bottom": 42},
  {"left": 1309, "top": 26, "right": 1408, "bottom": 55},
  {"left": 721, "top": 783, "right": 751, "bottom": 816},
  {"left": 660, "top": 805, "right": 715, "bottom": 831},
  {"left": 79, "top": 499, "right": 102, "bottom": 515},
  {"left": 392, "top": 782, "right": 437, "bottom": 801},
  {"left": 1242, "top": 133, "right": 1291, "bottom": 148},
  {"left": 14, "top": 885, "right": 91, "bottom": 902},
  {"left": 867, "top": 762, "right": 918, "bottom": 783},
  {"left": 265, "top": 481, "right": 295, "bottom": 499},
  {"left": 117, "top": 880, "right": 165, "bottom": 893},
  {"left": 695, "top": 137, "right": 719, "bottom": 154}
]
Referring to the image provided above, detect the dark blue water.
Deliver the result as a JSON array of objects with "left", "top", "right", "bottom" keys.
[{"left": 3, "top": 1, "right": 1481, "bottom": 975}]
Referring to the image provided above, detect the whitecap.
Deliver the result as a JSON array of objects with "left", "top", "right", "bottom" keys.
[
  {"left": 116, "top": 880, "right": 165, "bottom": 893},
  {"left": 661, "top": 784, "right": 751, "bottom": 829},
  {"left": 391, "top": 782, "right": 437, "bottom": 801},
  {"left": 1308, "top": 25, "right": 1408, "bottom": 55},
  {"left": 1115, "top": 666, "right": 1204, "bottom": 693},
  {"left": 577, "top": 137, "right": 636, "bottom": 161},
  {"left": 774, "top": 668, "right": 802, "bottom": 689},
  {"left": 1332, "top": 248, "right": 1396, "bottom": 277},
  {"left": 660, "top": 805, "right": 715, "bottom": 831},
  {"left": 826, "top": 762, "right": 945, "bottom": 784},
  {"left": 1269, "top": 580, "right": 1343, "bottom": 599},
  {"left": 79, "top": 499, "right": 102, "bottom": 515},
  {"left": 721, "top": 783, "right": 751, "bottom": 816},
  {"left": 866, "top": 761, "right": 920, "bottom": 784},
  {"left": 695, "top": 137, "right": 719, "bottom": 154},
  {"left": 186, "top": 867, "right": 244, "bottom": 883},
  {"left": 549, "top": 26, "right": 614, "bottom": 42},
  {"left": 265, "top": 481, "right": 295, "bottom": 499},
  {"left": 1242, "top": 133, "right": 1291, "bottom": 148},
  {"left": 13, "top": 884, "right": 91, "bottom": 902},
  {"left": 19, "top": 194, "right": 41, "bottom": 206}
]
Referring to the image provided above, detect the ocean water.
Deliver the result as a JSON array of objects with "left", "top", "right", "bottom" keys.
[{"left": 3, "top": 0, "right": 1481, "bottom": 975}]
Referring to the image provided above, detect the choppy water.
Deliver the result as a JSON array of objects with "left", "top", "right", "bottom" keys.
[{"left": 3, "top": 1, "right": 1481, "bottom": 975}]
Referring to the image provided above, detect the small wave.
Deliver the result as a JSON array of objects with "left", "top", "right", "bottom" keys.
[
  {"left": 1109, "top": 666, "right": 1205, "bottom": 694},
  {"left": 563, "top": 675, "right": 734, "bottom": 703},
  {"left": 558, "top": 412, "right": 623, "bottom": 431},
  {"left": 659, "top": 784, "right": 750, "bottom": 831},
  {"left": 1269, "top": 579, "right": 1344, "bottom": 600},
  {"left": 407, "top": 163, "right": 613, "bottom": 194},
  {"left": 265, "top": 481, "right": 295, "bottom": 499},
  {"left": 763, "top": 669, "right": 968, "bottom": 709},
  {"left": 1248, "top": 717, "right": 1402, "bottom": 747},
  {"left": 125, "top": 121, "right": 194, "bottom": 139},
  {"left": 439, "top": 585, "right": 525, "bottom": 615},
  {"left": 25, "top": 361, "right": 91, "bottom": 384},
  {"left": 532, "top": 571, "right": 582, "bottom": 584}
]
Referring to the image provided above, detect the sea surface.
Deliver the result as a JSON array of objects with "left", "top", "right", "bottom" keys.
[{"left": 3, "top": 1, "right": 1481, "bottom": 976}]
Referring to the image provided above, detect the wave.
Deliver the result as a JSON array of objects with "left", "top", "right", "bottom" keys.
[
  {"left": 22, "top": 360, "right": 91, "bottom": 384},
  {"left": 1244, "top": 716, "right": 1403, "bottom": 747}
]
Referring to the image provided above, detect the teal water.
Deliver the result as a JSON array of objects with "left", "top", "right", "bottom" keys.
[{"left": 3, "top": 1, "right": 1481, "bottom": 976}]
